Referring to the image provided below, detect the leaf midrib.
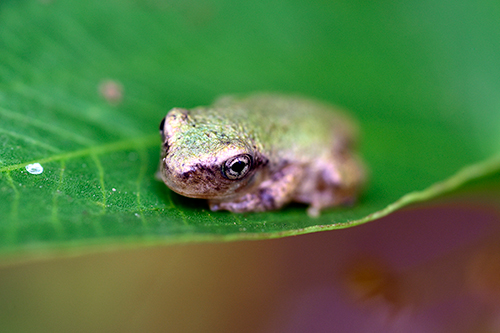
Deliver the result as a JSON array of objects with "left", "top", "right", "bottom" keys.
[{"left": 0, "top": 133, "right": 159, "bottom": 173}]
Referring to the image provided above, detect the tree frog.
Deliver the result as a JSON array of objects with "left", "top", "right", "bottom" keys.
[{"left": 159, "top": 94, "right": 366, "bottom": 216}]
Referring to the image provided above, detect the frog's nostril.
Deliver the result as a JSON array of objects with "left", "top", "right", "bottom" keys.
[{"left": 180, "top": 171, "right": 192, "bottom": 180}]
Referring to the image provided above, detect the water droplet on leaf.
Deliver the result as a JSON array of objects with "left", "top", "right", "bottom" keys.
[{"left": 25, "top": 163, "right": 43, "bottom": 175}]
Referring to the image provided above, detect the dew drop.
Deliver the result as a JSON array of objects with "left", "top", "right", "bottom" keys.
[{"left": 25, "top": 163, "right": 44, "bottom": 175}]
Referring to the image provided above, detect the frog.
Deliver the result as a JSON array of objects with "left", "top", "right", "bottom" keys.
[{"left": 158, "top": 94, "right": 366, "bottom": 217}]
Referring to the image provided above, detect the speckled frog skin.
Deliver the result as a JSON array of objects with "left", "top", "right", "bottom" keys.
[{"left": 159, "top": 94, "right": 365, "bottom": 216}]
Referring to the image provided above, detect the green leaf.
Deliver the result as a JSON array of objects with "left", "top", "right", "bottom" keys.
[{"left": 1, "top": 0, "right": 499, "bottom": 258}]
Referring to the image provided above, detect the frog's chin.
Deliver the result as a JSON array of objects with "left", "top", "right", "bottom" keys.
[
  {"left": 168, "top": 188, "right": 238, "bottom": 201},
  {"left": 161, "top": 173, "right": 244, "bottom": 200},
  {"left": 164, "top": 174, "right": 257, "bottom": 200},
  {"left": 170, "top": 187, "right": 221, "bottom": 199}
]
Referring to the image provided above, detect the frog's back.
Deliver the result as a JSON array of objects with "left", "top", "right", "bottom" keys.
[{"left": 211, "top": 94, "right": 358, "bottom": 162}]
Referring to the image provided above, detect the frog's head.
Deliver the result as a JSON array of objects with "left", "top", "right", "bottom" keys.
[{"left": 159, "top": 108, "right": 268, "bottom": 199}]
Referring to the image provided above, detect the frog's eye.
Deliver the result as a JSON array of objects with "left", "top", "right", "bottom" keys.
[
  {"left": 159, "top": 116, "right": 167, "bottom": 142},
  {"left": 222, "top": 154, "right": 253, "bottom": 180}
]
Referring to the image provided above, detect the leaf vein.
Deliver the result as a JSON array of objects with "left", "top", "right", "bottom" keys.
[
  {"left": 135, "top": 148, "right": 149, "bottom": 228},
  {"left": 0, "top": 128, "right": 62, "bottom": 153},
  {"left": 51, "top": 160, "right": 66, "bottom": 238},
  {"left": 91, "top": 153, "right": 107, "bottom": 215},
  {"left": 0, "top": 134, "right": 159, "bottom": 173},
  {"left": 3, "top": 172, "right": 19, "bottom": 244},
  {"left": 0, "top": 106, "right": 95, "bottom": 146}
]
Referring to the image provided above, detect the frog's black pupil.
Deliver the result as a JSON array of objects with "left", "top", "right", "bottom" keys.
[{"left": 231, "top": 161, "right": 246, "bottom": 174}]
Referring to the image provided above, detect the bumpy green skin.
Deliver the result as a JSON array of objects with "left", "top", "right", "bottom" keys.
[{"left": 159, "top": 94, "right": 365, "bottom": 216}]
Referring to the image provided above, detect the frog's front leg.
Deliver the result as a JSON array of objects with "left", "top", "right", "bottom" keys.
[{"left": 209, "top": 164, "right": 304, "bottom": 213}]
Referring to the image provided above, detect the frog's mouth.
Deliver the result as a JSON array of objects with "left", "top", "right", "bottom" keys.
[{"left": 160, "top": 159, "right": 261, "bottom": 200}]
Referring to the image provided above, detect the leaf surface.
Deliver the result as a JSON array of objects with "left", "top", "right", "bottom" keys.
[{"left": 0, "top": 0, "right": 499, "bottom": 258}]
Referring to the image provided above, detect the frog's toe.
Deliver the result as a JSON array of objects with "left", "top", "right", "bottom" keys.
[
  {"left": 307, "top": 205, "right": 321, "bottom": 218},
  {"left": 208, "top": 201, "right": 221, "bottom": 211}
]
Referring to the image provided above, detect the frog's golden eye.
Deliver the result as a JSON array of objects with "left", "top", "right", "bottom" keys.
[{"left": 222, "top": 154, "right": 253, "bottom": 180}]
